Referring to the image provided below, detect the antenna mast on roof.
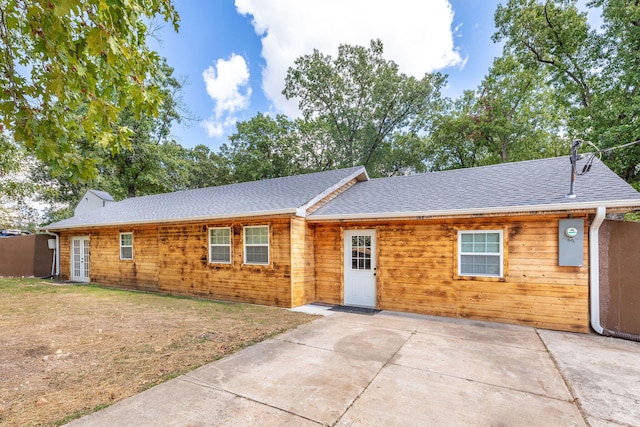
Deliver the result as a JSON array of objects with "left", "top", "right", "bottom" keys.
[{"left": 565, "top": 139, "right": 583, "bottom": 199}]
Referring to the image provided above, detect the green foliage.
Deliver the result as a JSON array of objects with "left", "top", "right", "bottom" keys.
[
  {"left": 185, "top": 144, "right": 230, "bottom": 188},
  {"left": 283, "top": 39, "right": 445, "bottom": 176},
  {"left": 0, "top": 0, "right": 179, "bottom": 180},
  {"left": 427, "top": 91, "right": 490, "bottom": 171},
  {"left": 11, "top": 1, "right": 640, "bottom": 225},
  {"left": 33, "top": 60, "right": 196, "bottom": 222},
  {"left": 625, "top": 211, "right": 640, "bottom": 222},
  {"left": 427, "top": 56, "right": 569, "bottom": 173},
  {"left": 0, "top": 136, "right": 43, "bottom": 229},
  {"left": 494, "top": 0, "right": 594, "bottom": 108},
  {"left": 221, "top": 114, "right": 304, "bottom": 182},
  {"left": 471, "top": 55, "right": 568, "bottom": 163},
  {"left": 494, "top": 0, "right": 640, "bottom": 187}
]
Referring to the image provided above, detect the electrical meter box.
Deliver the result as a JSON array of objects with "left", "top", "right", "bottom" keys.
[{"left": 558, "top": 218, "right": 584, "bottom": 267}]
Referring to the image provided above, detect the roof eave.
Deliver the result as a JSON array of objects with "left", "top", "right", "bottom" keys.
[
  {"left": 39, "top": 208, "right": 299, "bottom": 231},
  {"left": 306, "top": 199, "right": 640, "bottom": 222}
]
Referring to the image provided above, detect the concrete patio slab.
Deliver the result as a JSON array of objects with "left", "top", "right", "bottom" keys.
[
  {"left": 68, "top": 374, "right": 320, "bottom": 427},
  {"left": 184, "top": 339, "right": 383, "bottom": 425},
  {"left": 393, "top": 330, "right": 572, "bottom": 400},
  {"left": 67, "top": 308, "right": 639, "bottom": 427},
  {"left": 280, "top": 315, "right": 412, "bottom": 361},
  {"left": 338, "top": 363, "right": 585, "bottom": 427},
  {"left": 323, "top": 309, "right": 429, "bottom": 332},
  {"left": 289, "top": 303, "right": 336, "bottom": 316},
  {"left": 419, "top": 315, "right": 547, "bottom": 351},
  {"left": 539, "top": 329, "right": 640, "bottom": 426}
]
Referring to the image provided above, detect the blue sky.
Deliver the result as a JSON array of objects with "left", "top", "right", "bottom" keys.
[{"left": 150, "top": 1, "right": 505, "bottom": 151}]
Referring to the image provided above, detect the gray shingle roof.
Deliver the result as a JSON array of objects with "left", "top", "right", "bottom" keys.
[
  {"left": 87, "top": 189, "right": 114, "bottom": 201},
  {"left": 43, "top": 157, "right": 640, "bottom": 230},
  {"left": 45, "top": 167, "right": 367, "bottom": 230},
  {"left": 309, "top": 156, "right": 640, "bottom": 219}
]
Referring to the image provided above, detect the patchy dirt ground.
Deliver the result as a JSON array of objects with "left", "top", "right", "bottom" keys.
[{"left": 0, "top": 278, "right": 317, "bottom": 426}]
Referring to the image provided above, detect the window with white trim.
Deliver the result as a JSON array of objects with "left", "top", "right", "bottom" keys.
[
  {"left": 244, "top": 225, "right": 269, "bottom": 265},
  {"left": 458, "top": 230, "right": 503, "bottom": 277},
  {"left": 120, "top": 232, "right": 133, "bottom": 260},
  {"left": 209, "top": 227, "right": 232, "bottom": 264}
]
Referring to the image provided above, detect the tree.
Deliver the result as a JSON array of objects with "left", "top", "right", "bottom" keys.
[
  {"left": 493, "top": 0, "right": 640, "bottom": 187},
  {"left": 427, "top": 92, "right": 490, "bottom": 171},
  {"left": 186, "top": 144, "right": 230, "bottom": 189},
  {"left": 0, "top": 0, "right": 179, "bottom": 180},
  {"left": 428, "top": 54, "right": 568, "bottom": 173},
  {"left": 221, "top": 113, "right": 304, "bottom": 182},
  {"left": 469, "top": 55, "right": 568, "bottom": 163},
  {"left": 34, "top": 60, "right": 191, "bottom": 221},
  {"left": 587, "top": 0, "right": 640, "bottom": 186},
  {"left": 0, "top": 136, "right": 43, "bottom": 229},
  {"left": 283, "top": 39, "right": 445, "bottom": 176}
]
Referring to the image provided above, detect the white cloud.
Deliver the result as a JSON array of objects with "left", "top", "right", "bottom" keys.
[
  {"left": 200, "top": 118, "right": 224, "bottom": 138},
  {"left": 235, "top": 0, "right": 463, "bottom": 116},
  {"left": 200, "top": 53, "right": 252, "bottom": 138}
]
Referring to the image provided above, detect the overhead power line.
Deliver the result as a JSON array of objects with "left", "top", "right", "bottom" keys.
[
  {"left": 565, "top": 137, "right": 640, "bottom": 198},
  {"left": 576, "top": 138, "right": 640, "bottom": 176},
  {"left": 598, "top": 139, "right": 640, "bottom": 154}
]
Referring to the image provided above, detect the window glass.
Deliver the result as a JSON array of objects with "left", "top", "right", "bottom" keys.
[
  {"left": 244, "top": 226, "right": 269, "bottom": 264},
  {"left": 351, "top": 233, "right": 372, "bottom": 270},
  {"left": 459, "top": 231, "right": 502, "bottom": 277},
  {"left": 120, "top": 233, "right": 133, "bottom": 260},
  {"left": 209, "top": 228, "right": 231, "bottom": 263}
]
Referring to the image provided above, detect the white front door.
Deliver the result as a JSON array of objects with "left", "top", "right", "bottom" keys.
[
  {"left": 71, "top": 237, "right": 90, "bottom": 282},
  {"left": 344, "top": 230, "right": 376, "bottom": 307}
]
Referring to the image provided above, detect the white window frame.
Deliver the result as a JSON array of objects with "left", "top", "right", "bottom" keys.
[
  {"left": 243, "top": 225, "right": 269, "bottom": 265},
  {"left": 119, "top": 232, "right": 133, "bottom": 260},
  {"left": 458, "top": 230, "right": 503, "bottom": 278},
  {"left": 209, "top": 227, "right": 232, "bottom": 264}
]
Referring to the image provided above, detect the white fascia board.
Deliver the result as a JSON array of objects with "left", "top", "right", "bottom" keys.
[
  {"left": 42, "top": 208, "right": 298, "bottom": 231},
  {"left": 306, "top": 199, "right": 640, "bottom": 222},
  {"left": 296, "top": 167, "right": 369, "bottom": 218}
]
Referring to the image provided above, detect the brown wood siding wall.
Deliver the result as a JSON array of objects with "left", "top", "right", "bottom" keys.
[
  {"left": 59, "top": 233, "right": 70, "bottom": 280},
  {"left": 86, "top": 227, "right": 160, "bottom": 290},
  {"left": 313, "top": 214, "right": 590, "bottom": 332},
  {"left": 314, "top": 224, "right": 342, "bottom": 304},
  {"left": 290, "top": 217, "right": 315, "bottom": 306},
  {"left": 58, "top": 216, "right": 294, "bottom": 307},
  {"left": 57, "top": 212, "right": 590, "bottom": 332}
]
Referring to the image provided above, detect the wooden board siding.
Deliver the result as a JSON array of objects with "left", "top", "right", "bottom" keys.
[
  {"left": 57, "top": 216, "right": 296, "bottom": 307},
  {"left": 59, "top": 233, "right": 70, "bottom": 280},
  {"left": 57, "top": 210, "right": 591, "bottom": 331},
  {"left": 290, "top": 217, "right": 315, "bottom": 306},
  {"left": 313, "top": 214, "right": 590, "bottom": 332},
  {"left": 313, "top": 224, "right": 343, "bottom": 304}
]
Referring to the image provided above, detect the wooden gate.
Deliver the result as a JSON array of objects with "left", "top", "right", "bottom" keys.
[{"left": 599, "top": 220, "right": 640, "bottom": 338}]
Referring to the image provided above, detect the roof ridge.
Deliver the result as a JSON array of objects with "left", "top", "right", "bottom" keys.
[
  {"left": 43, "top": 166, "right": 370, "bottom": 230},
  {"left": 130, "top": 166, "right": 366, "bottom": 199},
  {"left": 366, "top": 156, "right": 573, "bottom": 182}
]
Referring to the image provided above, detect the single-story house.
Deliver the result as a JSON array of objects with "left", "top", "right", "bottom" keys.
[{"left": 42, "top": 156, "right": 640, "bottom": 333}]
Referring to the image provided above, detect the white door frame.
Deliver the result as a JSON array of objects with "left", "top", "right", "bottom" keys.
[
  {"left": 70, "top": 236, "right": 90, "bottom": 282},
  {"left": 344, "top": 229, "right": 376, "bottom": 308}
]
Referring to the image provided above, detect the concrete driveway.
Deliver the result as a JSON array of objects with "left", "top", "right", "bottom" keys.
[{"left": 68, "top": 306, "right": 640, "bottom": 426}]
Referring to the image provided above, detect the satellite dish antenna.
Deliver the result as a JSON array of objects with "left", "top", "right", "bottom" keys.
[{"left": 565, "top": 139, "right": 583, "bottom": 199}]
